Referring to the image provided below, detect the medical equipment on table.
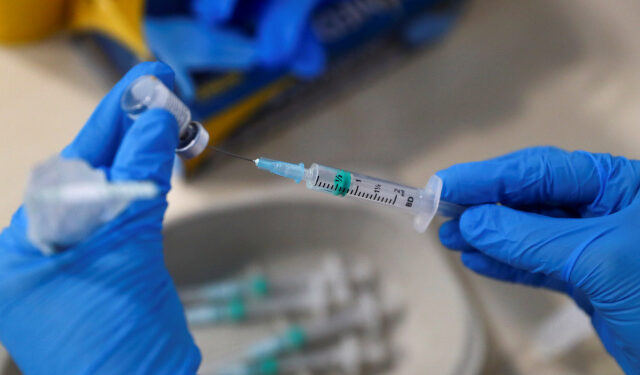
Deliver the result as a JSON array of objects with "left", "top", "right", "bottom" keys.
[
  {"left": 216, "top": 336, "right": 392, "bottom": 375},
  {"left": 186, "top": 275, "right": 330, "bottom": 326},
  {"left": 121, "top": 75, "right": 210, "bottom": 159},
  {"left": 180, "top": 254, "right": 376, "bottom": 306},
  {"left": 323, "top": 254, "right": 353, "bottom": 307},
  {"left": 245, "top": 293, "right": 394, "bottom": 361},
  {"left": 180, "top": 273, "right": 271, "bottom": 304},
  {"left": 319, "top": 254, "right": 376, "bottom": 308}
]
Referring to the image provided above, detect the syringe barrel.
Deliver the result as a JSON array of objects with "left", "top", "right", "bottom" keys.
[
  {"left": 305, "top": 164, "right": 421, "bottom": 212},
  {"left": 304, "top": 163, "right": 452, "bottom": 232},
  {"left": 121, "top": 75, "right": 209, "bottom": 159}
]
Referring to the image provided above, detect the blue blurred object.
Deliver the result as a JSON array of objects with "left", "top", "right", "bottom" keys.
[
  {"left": 145, "top": 17, "right": 257, "bottom": 101},
  {"left": 288, "top": 26, "right": 326, "bottom": 78},
  {"left": 438, "top": 146, "right": 640, "bottom": 374},
  {"left": 147, "top": 0, "right": 327, "bottom": 100},
  {"left": 0, "top": 62, "right": 201, "bottom": 375},
  {"left": 191, "top": 0, "right": 240, "bottom": 25},
  {"left": 141, "top": 0, "right": 459, "bottom": 102},
  {"left": 255, "top": 0, "right": 323, "bottom": 68},
  {"left": 402, "top": 12, "right": 458, "bottom": 46}
]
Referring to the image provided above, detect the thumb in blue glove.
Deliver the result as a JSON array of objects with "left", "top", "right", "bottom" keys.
[
  {"left": 437, "top": 146, "right": 640, "bottom": 374},
  {"left": 0, "top": 62, "right": 201, "bottom": 374}
]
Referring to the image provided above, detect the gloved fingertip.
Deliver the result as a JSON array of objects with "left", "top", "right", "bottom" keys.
[
  {"left": 127, "top": 109, "right": 179, "bottom": 151},
  {"left": 127, "top": 61, "right": 176, "bottom": 90},
  {"left": 460, "top": 252, "right": 491, "bottom": 272},
  {"left": 439, "top": 220, "right": 474, "bottom": 252},
  {"left": 460, "top": 252, "right": 518, "bottom": 282},
  {"left": 459, "top": 204, "right": 499, "bottom": 244},
  {"left": 134, "top": 107, "right": 179, "bottom": 132},
  {"left": 435, "top": 169, "right": 454, "bottom": 202},
  {"left": 438, "top": 219, "right": 457, "bottom": 238},
  {"left": 110, "top": 108, "right": 179, "bottom": 188}
]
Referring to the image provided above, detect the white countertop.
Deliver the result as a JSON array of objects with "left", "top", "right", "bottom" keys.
[{"left": 2, "top": 0, "right": 640, "bottom": 372}]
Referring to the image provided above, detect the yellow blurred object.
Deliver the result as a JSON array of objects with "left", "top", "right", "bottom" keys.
[
  {"left": 68, "top": 0, "right": 151, "bottom": 59},
  {"left": 0, "top": 0, "right": 67, "bottom": 43}
]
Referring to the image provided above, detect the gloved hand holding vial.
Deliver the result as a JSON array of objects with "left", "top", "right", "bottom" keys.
[{"left": 0, "top": 62, "right": 202, "bottom": 374}]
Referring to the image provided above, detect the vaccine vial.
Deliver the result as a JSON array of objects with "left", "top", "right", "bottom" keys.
[{"left": 121, "top": 75, "right": 210, "bottom": 159}]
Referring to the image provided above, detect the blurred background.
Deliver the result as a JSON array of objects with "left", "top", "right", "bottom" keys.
[{"left": 2, "top": 0, "right": 640, "bottom": 374}]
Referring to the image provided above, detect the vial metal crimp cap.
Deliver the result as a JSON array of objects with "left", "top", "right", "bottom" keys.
[{"left": 176, "top": 121, "right": 210, "bottom": 159}]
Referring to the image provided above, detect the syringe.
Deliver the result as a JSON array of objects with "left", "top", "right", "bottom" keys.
[
  {"left": 179, "top": 273, "right": 271, "bottom": 305},
  {"left": 179, "top": 254, "right": 375, "bottom": 306},
  {"left": 253, "top": 158, "right": 463, "bottom": 232},
  {"left": 186, "top": 275, "right": 330, "bottom": 326},
  {"left": 203, "top": 149, "right": 463, "bottom": 232},
  {"left": 244, "top": 293, "right": 396, "bottom": 360}
]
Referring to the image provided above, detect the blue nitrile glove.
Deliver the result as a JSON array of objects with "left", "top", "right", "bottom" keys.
[
  {"left": 189, "top": 0, "right": 326, "bottom": 77},
  {"left": 145, "top": 17, "right": 257, "bottom": 101},
  {"left": 256, "top": 0, "right": 326, "bottom": 78},
  {"left": 191, "top": 0, "right": 241, "bottom": 25},
  {"left": 437, "top": 146, "right": 640, "bottom": 374},
  {"left": 0, "top": 62, "right": 201, "bottom": 374}
]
